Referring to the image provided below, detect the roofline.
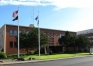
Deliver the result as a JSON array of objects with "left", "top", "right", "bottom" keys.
[
  {"left": 77, "top": 28, "right": 93, "bottom": 32},
  {"left": 2, "top": 24, "right": 76, "bottom": 33}
]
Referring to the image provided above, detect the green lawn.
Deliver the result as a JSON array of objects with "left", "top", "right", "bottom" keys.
[{"left": 22, "top": 52, "right": 90, "bottom": 60}]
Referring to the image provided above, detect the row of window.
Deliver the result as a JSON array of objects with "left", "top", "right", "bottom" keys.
[
  {"left": 9, "top": 30, "right": 29, "bottom": 36},
  {"left": 49, "top": 43, "right": 54, "bottom": 44},
  {"left": 88, "top": 36, "right": 93, "bottom": 38},
  {"left": 44, "top": 32, "right": 65, "bottom": 36},
  {"left": 60, "top": 34, "right": 65, "bottom": 38},
  {"left": 9, "top": 41, "right": 17, "bottom": 48}
]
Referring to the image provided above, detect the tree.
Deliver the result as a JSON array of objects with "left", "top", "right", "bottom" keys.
[
  {"left": 58, "top": 31, "right": 73, "bottom": 52},
  {"left": 15, "top": 27, "right": 49, "bottom": 55},
  {"left": 58, "top": 31, "right": 90, "bottom": 53},
  {"left": 15, "top": 30, "right": 30, "bottom": 54},
  {"left": 27, "top": 28, "right": 49, "bottom": 49},
  {"left": 69, "top": 35, "right": 77, "bottom": 47},
  {"left": 76, "top": 34, "right": 90, "bottom": 49}
]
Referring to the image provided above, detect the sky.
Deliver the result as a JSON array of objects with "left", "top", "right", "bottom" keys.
[{"left": 0, "top": 0, "right": 93, "bottom": 32}]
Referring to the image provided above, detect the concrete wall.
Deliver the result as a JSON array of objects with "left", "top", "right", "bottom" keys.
[{"left": 0, "top": 24, "right": 6, "bottom": 53}]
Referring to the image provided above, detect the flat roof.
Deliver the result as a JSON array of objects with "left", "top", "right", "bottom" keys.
[{"left": 2, "top": 24, "right": 76, "bottom": 33}]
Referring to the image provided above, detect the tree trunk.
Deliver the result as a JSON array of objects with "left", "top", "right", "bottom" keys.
[
  {"left": 66, "top": 46, "right": 68, "bottom": 53},
  {"left": 26, "top": 48, "right": 29, "bottom": 55}
]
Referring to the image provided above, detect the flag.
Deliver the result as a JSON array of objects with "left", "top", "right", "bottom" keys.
[
  {"left": 13, "top": 16, "right": 18, "bottom": 21},
  {"left": 35, "top": 16, "right": 39, "bottom": 25},
  {"left": 37, "top": 20, "right": 39, "bottom": 25},
  {"left": 35, "top": 16, "right": 38, "bottom": 21},
  {"left": 12, "top": 10, "right": 18, "bottom": 21}
]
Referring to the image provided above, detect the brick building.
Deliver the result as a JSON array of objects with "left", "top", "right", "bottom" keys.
[{"left": 0, "top": 24, "right": 76, "bottom": 55}]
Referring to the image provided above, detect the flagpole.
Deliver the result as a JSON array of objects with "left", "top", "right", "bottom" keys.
[
  {"left": 18, "top": 7, "right": 20, "bottom": 58},
  {"left": 38, "top": 11, "right": 40, "bottom": 59},
  {"left": 33, "top": 6, "right": 34, "bottom": 25}
]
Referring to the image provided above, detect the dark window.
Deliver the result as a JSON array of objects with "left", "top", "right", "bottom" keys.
[
  {"left": 44, "top": 32, "right": 46, "bottom": 34},
  {"left": 21, "top": 29, "right": 25, "bottom": 32},
  {"left": 52, "top": 43, "right": 54, "bottom": 44},
  {"left": 14, "top": 30, "right": 17, "bottom": 36},
  {"left": 10, "top": 30, "right": 13, "bottom": 36},
  {"left": 26, "top": 31, "right": 29, "bottom": 35},
  {"left": 10, "top": 41, "right": 13, "bottom": 48},
  {"left": 14, "top": 42, "right": 17, "bottom": 48},
  {"left": 2, "top": 31, "right": 4, "bottom": 37},
  {"left": 19, "top": 31, "right": 21, "bottom": 33}
]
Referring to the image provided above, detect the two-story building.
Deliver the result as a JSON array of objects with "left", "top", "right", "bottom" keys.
[{"left": 0, "top": 24, "right": 76, "bottom": 55}]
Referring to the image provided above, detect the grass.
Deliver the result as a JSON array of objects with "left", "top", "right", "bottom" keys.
[
  {"left": 7, "top": 52, "right": 90, "bottom": 60},
  {"left": 22, "top": 52, "right": 90, "bottom": 60}
]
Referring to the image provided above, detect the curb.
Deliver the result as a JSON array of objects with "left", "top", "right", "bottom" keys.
[
  {"left": 0, "top": 60, "right": 4, "bottom": 63},
  {"left": 0, "top": 55, "right": 93, "bottom": 65}
]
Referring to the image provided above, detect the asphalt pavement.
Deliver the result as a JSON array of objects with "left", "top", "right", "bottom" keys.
[{"left": 1, "top": 55, "right": 93, "bottom": 66}]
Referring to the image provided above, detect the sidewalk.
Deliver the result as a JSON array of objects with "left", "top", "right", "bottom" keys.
[
  {"left": 0, "top": 55, "right": 93, "bottom": 65},
  {"left": 0, "top": 59, "right": 41, "bottom": 65}
]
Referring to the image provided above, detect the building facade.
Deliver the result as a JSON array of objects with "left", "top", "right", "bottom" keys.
[{"left": 0, "top": 24, "right": 76, "bottom": 55}]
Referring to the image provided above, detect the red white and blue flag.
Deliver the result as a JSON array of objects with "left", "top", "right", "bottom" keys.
[
  {"left": 13, "top": 10, "right": 18, "bottom": 17},
  {"left": 12, "top": 10, "right": 18, "bottom": 21}
]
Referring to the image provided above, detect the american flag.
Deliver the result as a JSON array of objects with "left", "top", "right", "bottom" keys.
[{"left": 12, "top": 10, "right": 18, "bottom": 18}]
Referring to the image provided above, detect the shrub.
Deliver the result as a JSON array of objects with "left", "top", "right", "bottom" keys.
[
  {"left": 0, "top": 52, "right": 7, "bottom": 59},
  {"left": 34, "top": 47, "right": 45, "bottom": 54},
  {"left": 29, "top": 51, "right": 35, "bottom": 55},
  {"left": 7, "top": 53, "right": 26, "bottom": 59}
]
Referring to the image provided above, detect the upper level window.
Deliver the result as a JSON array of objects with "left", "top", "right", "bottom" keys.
[
  {"left": 14, "top": 30, "right": 17, "bottom": 36},
  {"left": 60, "top": 34, "right": 65, "bottom": 38},
  {"left": 19, "top": 31, "right": 21, "bottom": 33},
  {"left": 10, "top": 30, "right": 13, "bottom": 36},
  {"left": 44, "top": 32, "right": 46, "bottom": 34},
  {"left": 52, "top": 33, "right": 54, "bottom": 35},
  {"left": 26, "top": 31, "right": 29, "bottom": 35},
  {"left": 2, "top": 31, "right": 4, "bottom": 37}
]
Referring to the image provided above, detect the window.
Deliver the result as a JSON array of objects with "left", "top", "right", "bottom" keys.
[
  {"left": 52, "top": 43, "right": 54, "bottom": 44},
  {"left": 21, "top": 29, "right": 25, "bottom": 32},
  {"left": 56, "top": 34, "right": 58, "bottom": 36},
  {"left": 44, "top": 32, "right": 46, "bottom": 34},
  {"left": 19, "top": 31, "right": 21, "bottom": 33},
  {"left": 26, "top": 31, "right": 29, "bottom": 35},
  {"left": 52, "top": 33, "right": 54, "bottom": 35},
  {"left": 14, "top": 30, "right": 17, "bottom": 36},
  {"left": 10, "top": 41, "right": 13, "bottom": 48},
  {"left": 2, "top": 31, "right": 4, "bottom": 37},
  {"left": 0, "top": 42, "right": 2, "bottom": 48},
  {"left": 60, "top": 34, "right": 65, "bottom": 38},
  {"left": 14, "top": 42, "right": 17, "bottom": 48},
  {"left": 9, "top": 30, "right": 13, "bottom": 36}
]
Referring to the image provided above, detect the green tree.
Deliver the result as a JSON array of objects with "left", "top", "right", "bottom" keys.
[
  {"left": 15, "top": 28, "right": 49, "bottom": 55},
  {"left": 58, "top": 31, "right": 90, "bottom": 52},
  {"left": 76, "top": 34, "right": 90, "bottom": 49},
  {"left": 15, "top": 30, "right": 30, "bottom": 54},
  {"left": 58, "top": 31, "right": 73, "bottom": 52},
  {"left": 27, "top": 28, "right": 49, "bottom": 48}
]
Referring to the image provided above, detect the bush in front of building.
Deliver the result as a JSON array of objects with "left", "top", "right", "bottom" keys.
[
  {"left": 7, "top": 53, "right": 26, "bottom": 59},
  {"left": 0, "top": 52, "right": 7, "bottom": 59},
  {"left": 34, "top": 47, "right": 45, "bottom": 54}
]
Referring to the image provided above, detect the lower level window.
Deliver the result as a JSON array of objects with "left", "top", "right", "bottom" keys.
[{"left": 10, "top": 41, "right": 13, "bottom": 48}]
